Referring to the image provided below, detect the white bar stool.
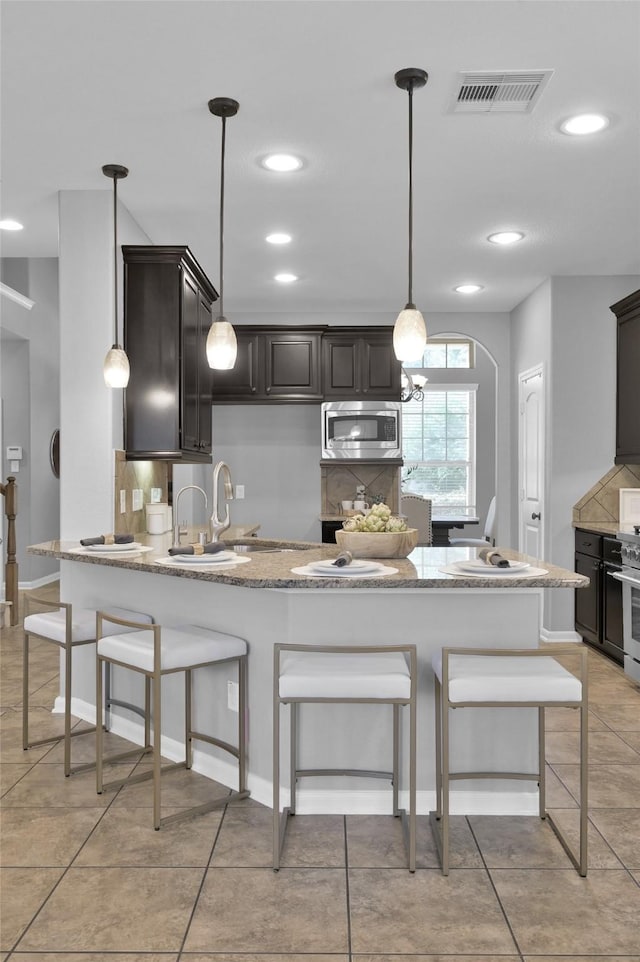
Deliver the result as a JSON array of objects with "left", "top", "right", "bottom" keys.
[
  {"left": 96, "top": 613, "right": 249, "bottom": 829},
  {"left": 22, "top": 593, "right": 153, "bottom": 776},
  {"left": 273, "top": 643, "right": 417, "bottom": 872},
  {"left": 431, "top": 645, "right": 588, "bottom": 876}
]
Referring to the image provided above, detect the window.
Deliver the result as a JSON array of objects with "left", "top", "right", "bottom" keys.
[
  {"left": 405, "top": 338, "right": 475, "bottom": 370},
  {"left": 402, "top": 385, "right": 477, "bottom": 510}
]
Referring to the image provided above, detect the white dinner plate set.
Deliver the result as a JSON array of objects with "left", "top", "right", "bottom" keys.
[{"left": 292, "top": 559, "right": 398, "bottom": 578}]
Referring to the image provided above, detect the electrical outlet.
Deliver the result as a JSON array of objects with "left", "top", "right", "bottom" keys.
[
  {"left": 236, "top": 484, "right": 245, "bottom": 500},
  {"left": 227, "top": 680, "right": 239, "bottom": 712},
  {"left": 132, "top": 488, "right": 143, "bottom": 511},
  {"left": 119, "top": 490, "right": 127, "bottom": 514}
]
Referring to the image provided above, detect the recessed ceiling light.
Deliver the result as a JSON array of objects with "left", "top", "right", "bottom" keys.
[
  {"left": 261, "top": 154, "right": 303, "bottom": 172},
  {"left": 266, "top": 233, "right": 292, "bottom": 245},
  {"left": 487, "top": 231, "right": 524, "bottom": 245},
  {"left": 455, "top": 284, "right": 483, "bottom": 294},
  {"left": 0, "top": 219, "right": 24, "bottom": 231},
  {"left": 560, "top": 113, "right": 609, "bottom": 136},
  {"left": 274, "top": 273, "right": 298, "bottom": 284}
]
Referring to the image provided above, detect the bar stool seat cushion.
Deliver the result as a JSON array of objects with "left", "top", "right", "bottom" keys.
[
  {"left": 98, "top": 624, "right": 247, "bottom": 673},
  {"left": 24, "top": 606, "right": 153, "bottom": 644},
  {"left": 279, "top": 651, "right": 411, "bottom": 700},
  {"left": 431, "top": 651, "right": 583, "bottom": 703}
]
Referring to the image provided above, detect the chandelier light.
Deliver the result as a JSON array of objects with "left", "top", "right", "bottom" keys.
[
  {"left": 102, "top": 164, "right": 130, "bottom": 389},
  {"left": 206, "top": 97, "right": 240, "bottom": 370},
  {"left": 392, "top": 67, "right": 428, "bottom": 363},
  {"left": 400, "top": 370, "right": 428, "bottom": 402}
]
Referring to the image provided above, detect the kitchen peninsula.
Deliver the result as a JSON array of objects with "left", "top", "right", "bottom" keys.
[{"left": 29, "top": 536, "right": 587, "bottom": 817}]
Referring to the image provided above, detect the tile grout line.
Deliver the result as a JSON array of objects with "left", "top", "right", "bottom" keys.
[
  {"left": 344, "top": 813, "right": 353, "bottom": 961},
  {"left": 466, "top": 815, "right": 525, "bottom": 962}
]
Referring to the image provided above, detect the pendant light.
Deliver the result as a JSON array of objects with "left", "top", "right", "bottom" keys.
[
  {"left": 102, "top": 164, "right": 130, "bottom": 388},
  {"left": 392, "top": 68, "right": 428, "bottom": 363},
  {"left": 206, "top": 97, "right": 239, "bottom": 370}
]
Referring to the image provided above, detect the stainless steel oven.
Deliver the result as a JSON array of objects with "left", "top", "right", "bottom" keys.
[
  {"left": 321, "top": 400, "right": 402, "bottom": 460},
  {"left": 612, "top": 525, "right": 640, "bottom": 684}
]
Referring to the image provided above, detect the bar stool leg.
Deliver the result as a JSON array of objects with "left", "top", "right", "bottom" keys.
[
  {"left": 96, "top": 654, "right": 104, "bottom": 793},
  {"left": 409, "top": 671, "right": 417, "bottom": 873},
  {"left": 538, "top": 707, "right": 546, "bottom": 819},
  {"left": 289, "top": 702, "right": 297, "bottom": 816},
  {"left": 392, "top": 703, "right": 400, "bottom": 816},
  {"left": 63, "top": 637, "right": 73, "bottom": 776},
  {"left": 153, "top": 665, "right": 162, "bottom": 831},
  {"left": 238, "top": 655, "right": 247, "bottom": 794},
  {"left": 22, "top": 630, "right": 30, "bottom": 751},
  {"left": 434, "top": 676, "right": 442, "bottom": 817},
  {"left": 579, "top": 693, "right": 589, "bottom": 876},
  {"left": 185, "top": 669, "right": 192, "bottom": 769},
  {"left": 441, "top": 683, "right": 450, "bottom": 876},
  {"left": 273, "top": 676, "right": 281, "bottom": 870},
  {"left": 144, "top": 676, "right": 151, "bottom": 748}
]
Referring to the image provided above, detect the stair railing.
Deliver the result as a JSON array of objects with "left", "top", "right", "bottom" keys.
[{"left": 0, "top": 476, "right": 18, "bottom": 626}]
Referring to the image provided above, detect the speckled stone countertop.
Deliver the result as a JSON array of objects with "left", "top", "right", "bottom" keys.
[
  {"left": 572, "top": 521, "right": 623, "bottom": 536},
  {"left": 29, "top": 533, "right": 588, "bottom": 590}
]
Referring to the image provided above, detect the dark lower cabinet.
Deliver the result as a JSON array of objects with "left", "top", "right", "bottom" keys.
[
  {"left": 321, "top": 521, "right": 343, "bottom": 544},
  {"left": 574, "top": 529, "right": 623, "bottom": 665}
]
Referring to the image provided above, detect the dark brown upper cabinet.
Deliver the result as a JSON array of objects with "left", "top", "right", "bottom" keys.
[
  {"left": 611, "top": 289, "right": 640, "bottom": 464},
  {"left": 123, "top": 245, "right": 217, "bottom": 462},
  {"left": 211, "top": 327, "right": 324, "bottom": 402},
  {"left": 322, "top": 328, "right": 401, "bottom": 399}
]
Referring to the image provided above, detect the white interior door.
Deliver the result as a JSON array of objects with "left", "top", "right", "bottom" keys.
[{"left": 519, "top": 365, "right": 545, "bottom": 561}]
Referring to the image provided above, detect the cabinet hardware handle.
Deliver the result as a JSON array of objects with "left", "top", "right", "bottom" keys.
[
  {"left": 592, "top": 562, "right": 601, "bottom": 570},
  {"left": 612, "top": 549, "right": 621, "bottom": 556},
  {"left": 531, "top": 512, "right": 541, "bottom": 520},
  {"left": 583, "top": 541, "right": 592, "bottom": 546}
]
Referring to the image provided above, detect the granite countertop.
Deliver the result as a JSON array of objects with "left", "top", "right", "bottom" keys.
[
  {"left": 29, "top": 532, "right": 588, "bottom": 590},
  {"left": 572, "top": 521, "right": 622, "bottom": 536}
]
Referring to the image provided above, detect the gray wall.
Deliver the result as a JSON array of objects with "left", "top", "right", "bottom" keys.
[
  {"left": 511, "top": 274, "right": 640, "bottom": 635},
  {"left": 1, "top": 258, "right": 60, "bottom": 585}
]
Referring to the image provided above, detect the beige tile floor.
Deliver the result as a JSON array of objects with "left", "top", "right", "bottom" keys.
[{"left": 2, "top": 585, "right": 640, "bottom": 961}]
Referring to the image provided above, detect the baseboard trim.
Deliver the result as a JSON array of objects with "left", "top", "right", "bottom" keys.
[
  {"left": 540, "top": 627, "right": 583, "bottom": 643},
  {"left": 11, "top": 571, "right": 61, "bottom": 595},
  {"left": 62, "top": 696, "right": 540, "bottom": 816}
]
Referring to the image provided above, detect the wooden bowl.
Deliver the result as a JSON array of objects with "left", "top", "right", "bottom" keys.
[{"left": 335, "top": 528, "right": 419, "bottom": 559}]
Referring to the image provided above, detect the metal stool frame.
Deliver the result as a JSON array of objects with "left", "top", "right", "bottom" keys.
[
  {"left": 273, "top": 643, "right": 417, "bottom": 872},
  {"left": 22, "top": 592, "right": 149, "bottom": 777},
  {"left": 431, "top": 645, "right": 588, "bottom": 876},
  {"left": 96, "top": 612, "right": 249, "bottom": 830}
]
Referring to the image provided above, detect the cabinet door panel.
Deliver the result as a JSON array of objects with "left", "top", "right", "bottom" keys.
[
  {"left": 197, "top": 295, "right": 212, "bottom": 452},
  {"left": 211, "top": 331, "right": 260, "bottom": 399},
  {"left": 362, "top": 338, "right": 400, "bottom": 397},
  {"left": 575, "top": 551, "right": 600, "bottom": 644},
  {"left": 264, "top": 334, "right": 321, "bottom": 398},
  {"left": 181, "top": 273, "right": 200, "bottom": 453},
  {"left": 616, "top": 311, "right": 640, "bottom": 462},
  {"left": 323, "top": 339, "right": 359, "bottom": 395},
  {"left": 603, "top": 564, "right": 624, "bottom": 655}
]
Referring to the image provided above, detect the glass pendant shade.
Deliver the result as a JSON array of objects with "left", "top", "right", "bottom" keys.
[
  {"left": 103, "top": 345, "right": 130, "bottom": 388},
  {"left": 206, "top": 316, "right": 238, "bottom": 370},
  {"left": 393, "top": 307, "right": 427, "bottom": 362}
]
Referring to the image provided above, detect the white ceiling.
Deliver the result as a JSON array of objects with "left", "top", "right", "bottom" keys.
[{"left": 1, "top": 0, "right": 639, "bottom": 314}]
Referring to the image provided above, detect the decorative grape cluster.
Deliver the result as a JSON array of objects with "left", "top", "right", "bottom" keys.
[{"left": 342, "top": 503, "right": 407, "bottom": 533}]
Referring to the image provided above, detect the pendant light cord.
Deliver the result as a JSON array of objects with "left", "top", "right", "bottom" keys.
[
  {"left": 218, "top": 115, "right": 226, "bottom": 319},
  {"left": 113, "top": 175, "right": 119, "bottom": 346},
  {"left": 407, "top": 83, "right": 414, "bottom": 309}
]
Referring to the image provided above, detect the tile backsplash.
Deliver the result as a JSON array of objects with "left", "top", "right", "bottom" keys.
[
  {"left": 114, "top": 451, "right": 171, "bottom": 535},
  {"left": 572, "top": 463, "right": 640, "bottom": 525},
  {"left": 321, "top": 463, "right": 401, "bottom": 515}
]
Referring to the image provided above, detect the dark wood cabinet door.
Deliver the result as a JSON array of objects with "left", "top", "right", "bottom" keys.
[
  {"left": 211, "top": 330, "right": 260, "bottom": 400},
  {"left": 603, "top": 563, "right": 624, "bottom": 658},
  {"left": 264, "top": 332, "right": 322, "bottom": 399},
  {"left": 181, "top": 271, "right": 200, "bottom": 453},
  {"left": 361, "top": 334, "right": 401, "bottom": 398},
  {"left": 197, "top": 294, "right": 213, "bottom": 453},
  {"left": 616, "top": 309, "right": 640, "bottom": 463},
  {"left": 575, "top": 551, "right": 601, "bottom": 644},
  {"left": 322, "top": 336, "right": 360, "bottom": 396}
]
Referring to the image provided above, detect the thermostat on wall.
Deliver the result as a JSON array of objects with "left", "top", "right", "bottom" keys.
[{"left": 6, "top": 446, "right": 23, "bottom": 471}]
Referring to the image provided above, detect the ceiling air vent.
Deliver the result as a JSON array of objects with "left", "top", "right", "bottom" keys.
[{"left": 452, "top": 70, "right": 553, "bottom": 113}]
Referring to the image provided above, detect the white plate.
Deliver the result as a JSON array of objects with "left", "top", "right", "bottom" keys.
[
  {"left": 456, "top": 559, "right": 530, "bottom": 574},
  {"left": 85, "top": 542, "right": 143, "bottom": 553},
  {"left": 309, "top": 559, "right": 383, "bottom": 575},
  {"left": 166, "top": 550, "right": 236, "bottom": 564}
]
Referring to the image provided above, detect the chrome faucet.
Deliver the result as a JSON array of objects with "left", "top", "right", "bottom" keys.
[
  {"left": 210, "top": 461, "right": 234, "bottom": 542},
  {"left": 173, "top": 485, "right": 208, "bottom": 545}
]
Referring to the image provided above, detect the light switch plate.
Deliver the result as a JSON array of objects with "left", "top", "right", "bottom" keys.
[
  {"left": 119, "top": 490, "right": 127, "bottom": 514},
  {"left": 236, "top": 484, "right": 245, "bottom": 500}
]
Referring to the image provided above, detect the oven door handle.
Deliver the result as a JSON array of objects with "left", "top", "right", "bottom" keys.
[{"left": 611, "top": 570, "right": 640, "bottom": 586}]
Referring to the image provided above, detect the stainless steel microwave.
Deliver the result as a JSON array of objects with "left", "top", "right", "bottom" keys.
[{"left": 321, "top": 400, "right": 402, "bottom": 460}]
